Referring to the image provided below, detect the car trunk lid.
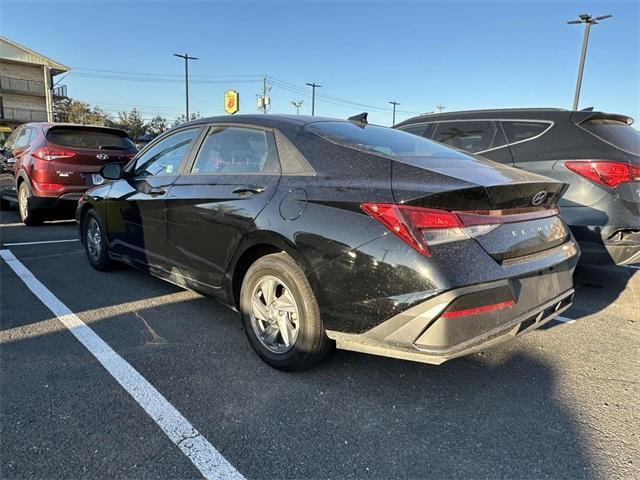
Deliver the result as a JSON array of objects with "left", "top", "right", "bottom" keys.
[{"left": 392, "top": 158, "right": 570, "bottom": 261}]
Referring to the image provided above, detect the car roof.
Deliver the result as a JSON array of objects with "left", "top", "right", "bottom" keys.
[
  {"left": 179, "top": 114, "right": 351, "bottom": 130},
  {"left": 24, "top": 122, "right": 130, "bottom": 134},
  {"left": 394, "top": 108, "right": 573, "bottom": 126},
  {"left": 394, "top": 108, "right": 635, "bottom": 128}
]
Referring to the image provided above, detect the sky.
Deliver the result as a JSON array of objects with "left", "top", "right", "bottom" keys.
[{"left": 1, "top": 0, "right": 638, "bottom": 126}]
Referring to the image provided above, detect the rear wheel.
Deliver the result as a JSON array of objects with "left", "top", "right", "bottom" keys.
[
  {"left": 240, "top": 252, "right": 331, "bottom": 371},
  {"left": 83, "top": 209, "right": 114, "bottom": 271},
  {"left": 18, "top": 182, "right": 42, "bottom": 226}
]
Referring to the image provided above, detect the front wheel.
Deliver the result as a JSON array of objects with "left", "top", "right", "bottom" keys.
[
  {"left": 240, "top": 252, "right": 331, "bottom": 371},
  {"left": 83, "top": 210, "right": 114, "bottom": 271}
]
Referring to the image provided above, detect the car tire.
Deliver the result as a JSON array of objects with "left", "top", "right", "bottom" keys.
[
  {"left": 240, "top": 252, "right": 331, "bottom": 371},
  {"left": 83, "top": 209, "right": 114, "bottom": 271},
  {"left": 18, "top": 182, "right": 42, "bottom": 226}
]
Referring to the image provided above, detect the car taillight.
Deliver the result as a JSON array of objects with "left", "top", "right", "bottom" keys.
[
  {"left": 361, "top": 203, "right": 558, "bottom": 256},
  {"left": 362, "top": 203, "right": 467, "bottom": 256},
  {"left": 32, "top": 147, "right": 77, "bottom": 161},
  {"left": 565, "top": 161, "right": 640, "bottom": 188}
]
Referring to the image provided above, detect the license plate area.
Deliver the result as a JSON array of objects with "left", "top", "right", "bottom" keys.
[{"left": 91, "top": 174, "right": 105, "bottom": 185}]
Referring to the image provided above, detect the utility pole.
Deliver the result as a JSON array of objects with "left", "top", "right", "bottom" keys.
[
  {"left": 436, "top": 104, "right": 445, "bottom": 113},
  {"left": 305, "top": 82, "right": 322, "bottom": 116},
  {"left": 291, "top": 100, "right": 304, "bottom": 115},
  {"left": 567, "top": 13, "right": 612, "bottom": 110},
  {"left": 173, "top": 52, "right": 198, "bottom": 119},
  {"left": 388, "top": 100, "right": 400, "bottom": 125}
]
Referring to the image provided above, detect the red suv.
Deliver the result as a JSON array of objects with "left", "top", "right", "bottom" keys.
[{"left": 0, "top": 123, "right": 137, "bottom": 225}]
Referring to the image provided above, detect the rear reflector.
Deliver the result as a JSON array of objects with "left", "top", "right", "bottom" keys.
[
  {"left": 565, "top": 161, "right": 640, "bottom": 188},
  {"left": 32, "top": 147, "right": 77, "bottom": 161},
  {"left": 33, "top": 181, "right": 64, "bottom": 191},
  {"left": 361, "top": 202, "right": 559, "bottom": 256},
  {"left": 442, "top": 300, "right": 515, "bottom": 318}
]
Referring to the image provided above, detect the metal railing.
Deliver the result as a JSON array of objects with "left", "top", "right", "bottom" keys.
[
  {"left": 53, "top": 85, "right": 68, "bottom": 98},
  {"left": 0, "top": 107, "right": 48, "bottom": 122},
  {"left": 0, "top": 76, "right": 46, "bottom": 96}
]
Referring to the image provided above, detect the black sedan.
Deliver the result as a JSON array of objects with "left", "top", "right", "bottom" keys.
[{"left": 77, "top": 114, "right": 579, "bottom": 370}]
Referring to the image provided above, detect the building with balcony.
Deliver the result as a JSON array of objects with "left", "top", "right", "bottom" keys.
[{"left": 0, "top": 36, "right": 69, "bottom": 128}]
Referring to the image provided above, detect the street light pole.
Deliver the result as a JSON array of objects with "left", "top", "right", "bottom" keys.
[
  {"left": 173, "top": 53, "right": 198, "bottom": 119},
  {"left": 305, "top": 82, "right": 322, "bottom": 116},
  {"left": 567, "top": 13, "right": 612, "bottom": 110},
  {"left": 291, "top": 100, "right": 303, "bottom": 115},
  {"left": 388, "top": 100, "right": 400, "bottom": 125}
]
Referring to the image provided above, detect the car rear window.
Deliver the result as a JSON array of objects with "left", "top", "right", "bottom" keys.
[
  {"left": 306, "top": 121, "right": 470, "bottom": 161},
  {"left": 581, "top": 119, "right": 640, "bottom": 156},
  {"left": 47, "top": 128, "right": 136, "bottom": 151}
]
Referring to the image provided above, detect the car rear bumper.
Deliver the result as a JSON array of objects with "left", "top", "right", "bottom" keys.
[
  {"left": 29, "top": 192, "right": 84, "bottom": 213},
  {"left": 572, "top": 226, "right": 640, "bottom": 266},
  {"left": 325, "top": 265, "right": 575, "bottom": 365}
]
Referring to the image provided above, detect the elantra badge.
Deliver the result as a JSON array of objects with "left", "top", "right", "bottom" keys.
[
  {"left": 96, "top": 154, "right": 110, "bottom": 160},
  {"left": 532, "top": 191, "right": 547, "bottom": 206}
]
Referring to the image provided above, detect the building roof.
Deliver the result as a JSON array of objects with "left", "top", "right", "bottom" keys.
[{"left": 0, "top": 36, "right": 70, "bottom": 74}]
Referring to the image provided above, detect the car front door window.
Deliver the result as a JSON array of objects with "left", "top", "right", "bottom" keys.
[{"left": 134, "top": 128, "right": 199, "bottom": 177}]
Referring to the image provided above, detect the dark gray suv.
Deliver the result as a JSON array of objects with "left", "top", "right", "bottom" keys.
[{"left": 394, "top": 108, "right": 640, "bottom": 265}]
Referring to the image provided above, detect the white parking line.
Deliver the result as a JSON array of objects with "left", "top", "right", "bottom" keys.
[
  {"left": 627, "top": 265, "right": 640, "bottom": 270},
  {"left": 2, "top": 239, "right": 79, "bottom": 246},
  {"left": 553, "top": 315, "right": 575, "bottom": 324},
  {"left": 0, "top": 249, "right": 244, "bottom": 480}
]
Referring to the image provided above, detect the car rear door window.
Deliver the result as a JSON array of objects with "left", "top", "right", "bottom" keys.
[
  {"left": 501, "top": 121, "right": 550, "bottom": 144},
  {"left": 190, "top": 126, "right": 280, "bottom": 175},
  {"left": 432, "top": 121, "right": 505, "bottom": 153},
  {"left": 400, "top": 124, "right": 428, "bottom": 137},
  {"left": 13, "top": 128, "right": 31, "bottom": 149},
  {"left": 134, "top": 128, "right": 199, "bottom": 177}
]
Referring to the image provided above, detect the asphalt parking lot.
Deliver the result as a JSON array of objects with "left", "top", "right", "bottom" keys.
[{"left": 1, "top": 208, "right": 638, "bottom": 480}]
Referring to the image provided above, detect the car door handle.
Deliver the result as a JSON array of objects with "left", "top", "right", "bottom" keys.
[
  {"left": 148, "top": 187, "right": 167, "bottom": 195},
  {"left": 232, "top": 185, "right": 266, "bottom": 195}
]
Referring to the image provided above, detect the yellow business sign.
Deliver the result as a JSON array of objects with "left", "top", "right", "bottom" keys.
[{"left": 224, "top": 90, "right": 239, "bottom": 114}]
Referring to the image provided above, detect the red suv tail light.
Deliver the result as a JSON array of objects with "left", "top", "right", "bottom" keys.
[
  {"left": 361, "top": 203, "right": 558, "bottom": 256},
  {"left": 565, "top": 161, "right": 640, "bottom": 188},
  {"left": 32, "top": 147, "right": 77, "bottom": 161}
]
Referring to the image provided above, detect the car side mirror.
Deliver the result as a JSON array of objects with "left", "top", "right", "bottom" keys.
[{"left": 100, "top": 163, "right": 124, "bottom": 180}]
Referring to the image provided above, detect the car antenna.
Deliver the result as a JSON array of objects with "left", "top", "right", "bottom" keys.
[
  {"left": 348, "top": 112, "right": 368, "bottom": 127},
  {"left": 580, "top": 106, "right": 594, "bottom": 111}
]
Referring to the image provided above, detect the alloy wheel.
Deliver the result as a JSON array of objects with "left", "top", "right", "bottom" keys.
[
  {"left": 86, "top": 217, "right": 102, "bottom": 261},
  {"left": 18, "top": 186, "right": 28, "bottom": 221},
  {"left": 249, "top": 275, "right": 300, "bottom": 354}
]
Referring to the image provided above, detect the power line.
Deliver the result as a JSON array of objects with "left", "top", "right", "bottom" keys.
[
  {"left": 64, "top": 67, "right": 424, "bottom": 117},
  {"left": 72, "top": 67, "right": 264, "bottom": 79}
]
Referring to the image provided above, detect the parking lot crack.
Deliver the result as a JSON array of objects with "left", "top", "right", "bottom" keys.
[{"left": 134, "top": 311, "right": 168, "bottom": 346}]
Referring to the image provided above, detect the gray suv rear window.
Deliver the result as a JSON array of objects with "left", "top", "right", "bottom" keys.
[{"left": 581, "top": 119, "right": 640, "bottom": 156}]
